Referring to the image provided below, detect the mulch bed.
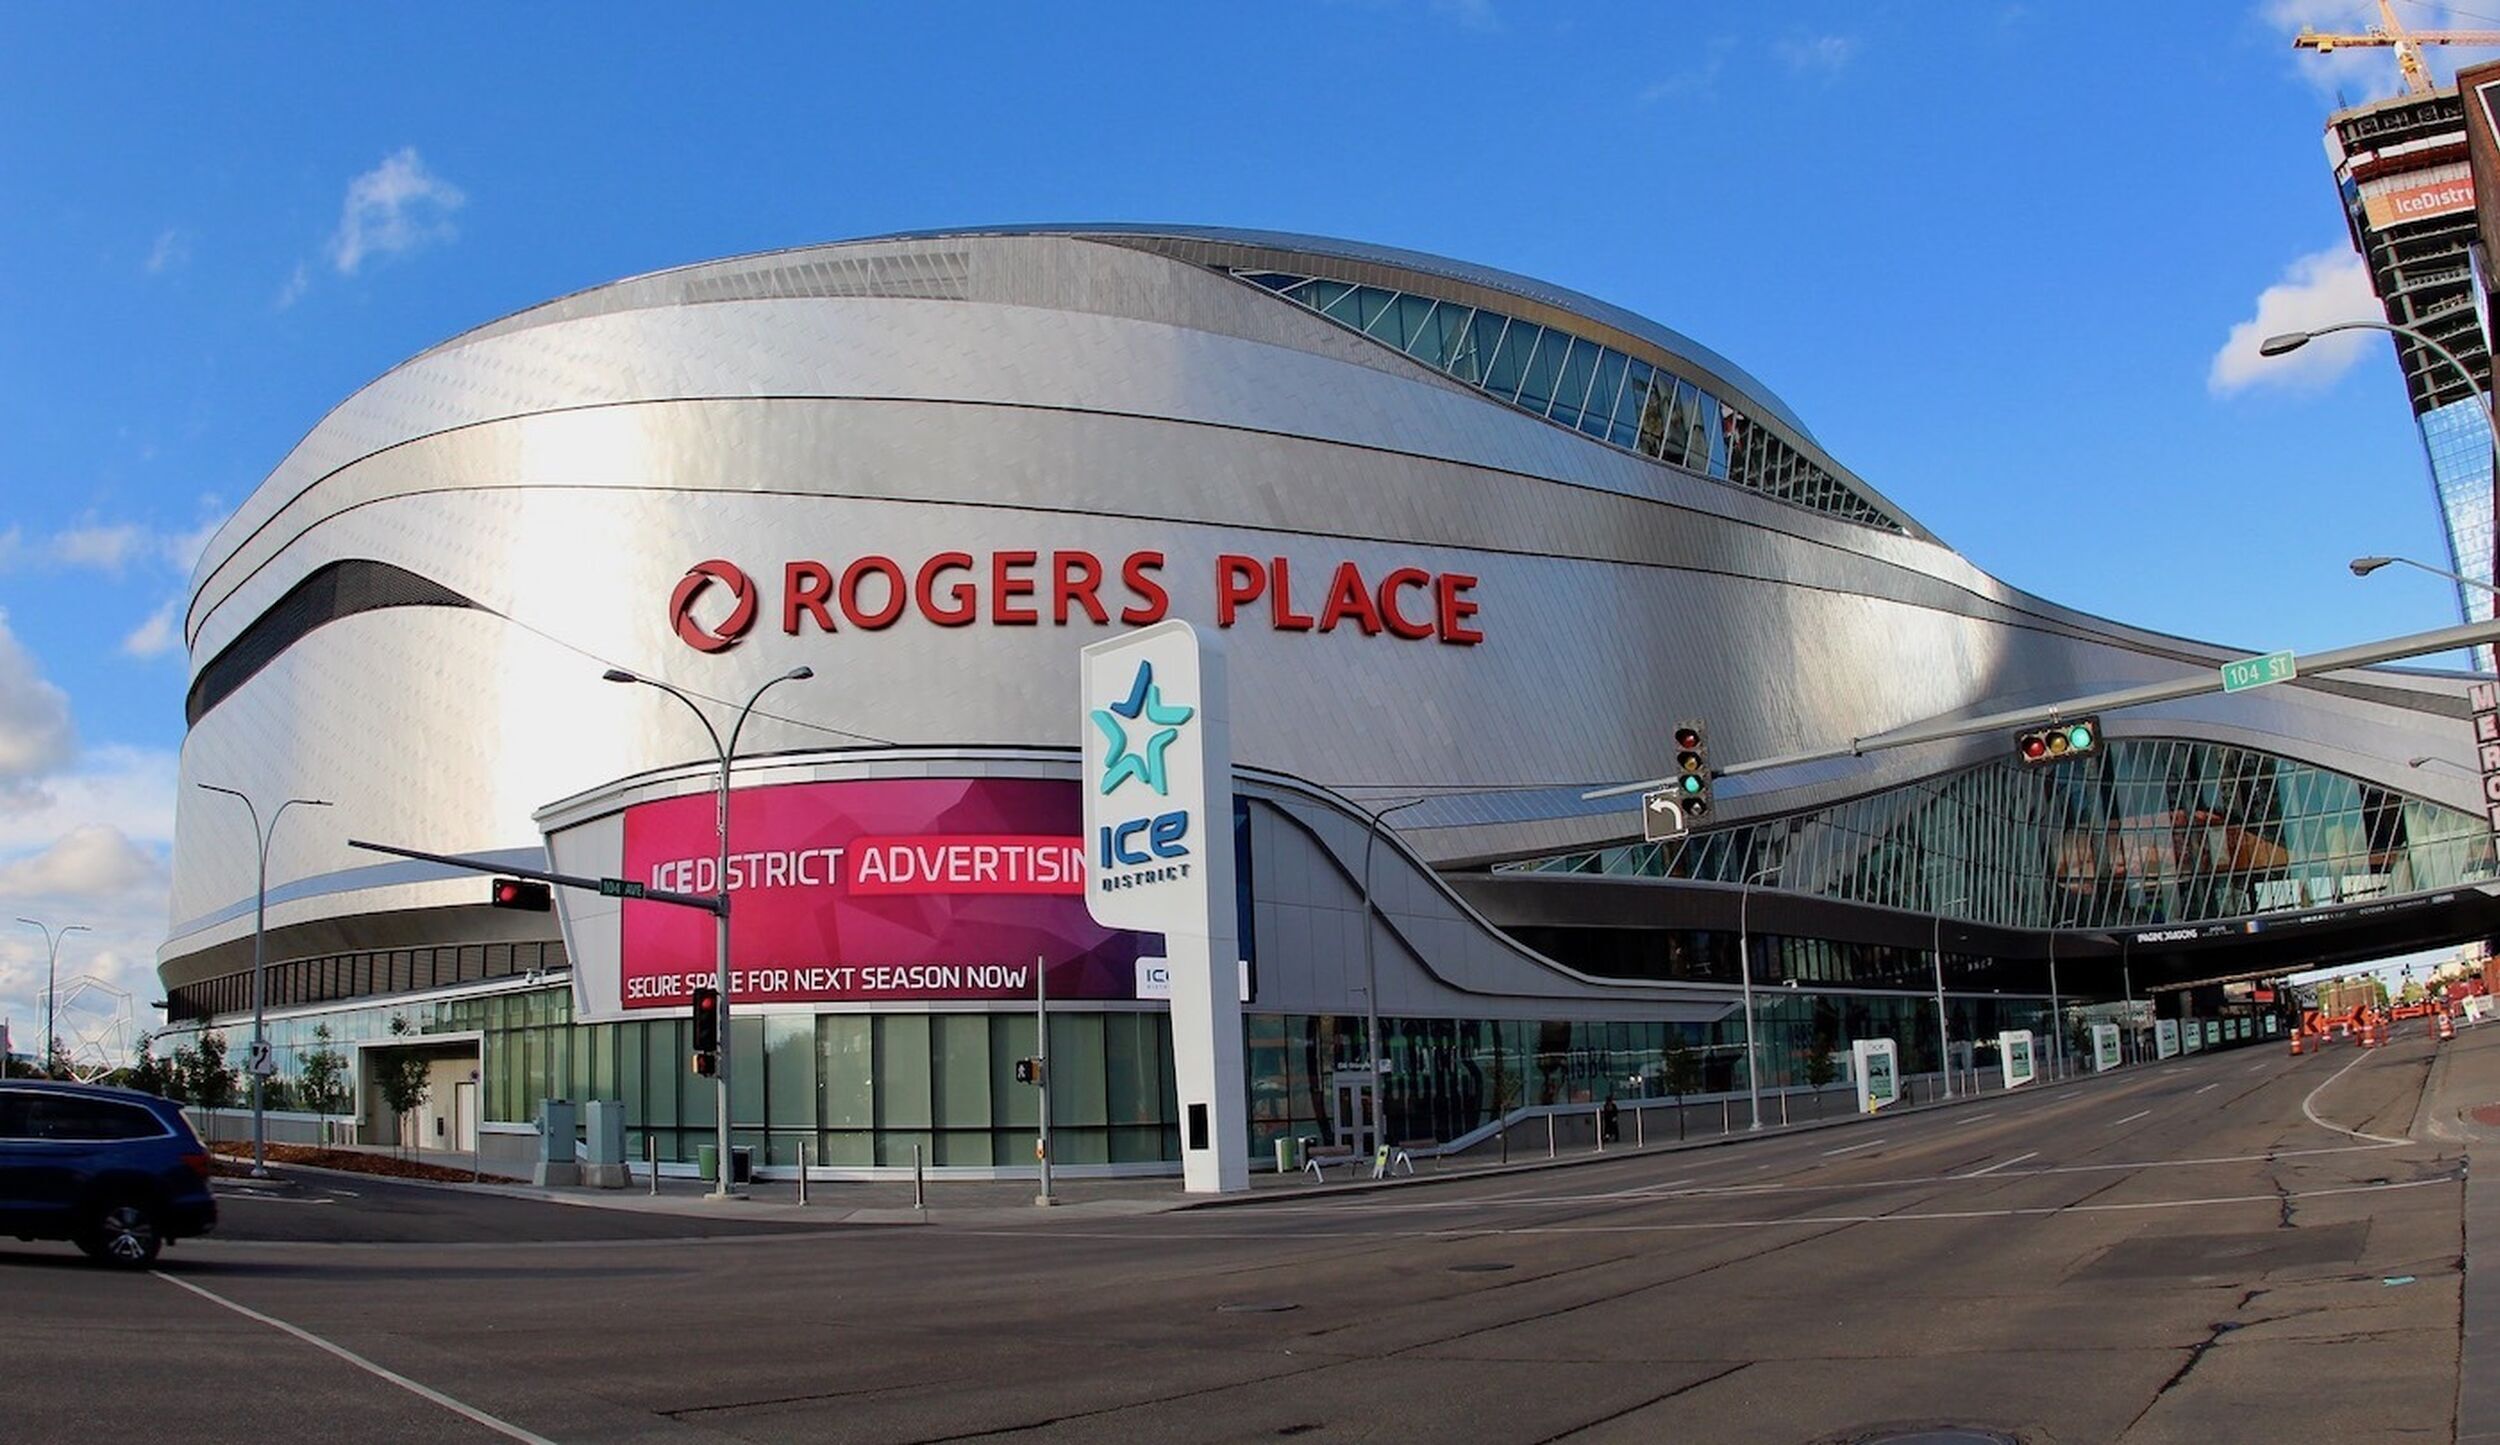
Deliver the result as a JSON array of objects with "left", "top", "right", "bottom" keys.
[{"left": 207, "top": 1140, "right": 518, "bottom": 1184}]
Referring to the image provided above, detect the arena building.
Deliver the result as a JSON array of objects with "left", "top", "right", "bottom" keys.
[{"left": 159, "top": 226, "right": 2500, "bottom": 1176}]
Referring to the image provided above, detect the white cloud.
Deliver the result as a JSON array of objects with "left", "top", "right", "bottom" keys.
[
  {"left": 0, "top": 612, "right": 76, "bottom": 788},
  {"left": 2209, "top": 247, "right": 2384, "bottom": 393},
  {"left": 144, "top": 228, "right": 190, "bottom": 276},
  {"left": 276, "top": 261, "right": 309, "bottom": 310},
  {"left": 1640, "top": 36, "right": 1738, "bottom": 104},
  {"left": 50, "top": 522, "right": 147, "bottom": 574},
  {"left": 0, "top": 628, "right": 172, "bottom": 1062},
  {"left": 0, "top": 825, "right": 167, "bottom": 900},
  {"left": 121, "top": 598, "right": 182, "bottom": 660},
  {"left": 329, "top": 147, "right": 466, "bottom": 276},
  {"left": 162, "top": 515, "right": 220, "bottom": 574},
  {"left": 1775, "top": 32, "right": 1854, "bottom": 75}
]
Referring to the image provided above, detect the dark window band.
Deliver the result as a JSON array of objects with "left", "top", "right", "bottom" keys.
[{"left": 187, "top": 560, "right": 482, "bottom": 725}]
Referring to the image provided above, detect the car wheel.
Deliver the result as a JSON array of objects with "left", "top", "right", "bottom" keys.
[{"left": 76, "top": 1199, "right": 162, "bottom": 1267}]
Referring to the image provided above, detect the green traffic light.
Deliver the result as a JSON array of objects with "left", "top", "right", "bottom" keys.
[
  {"left": 2067, "top": 723, "right": 2095, "bottom": 751},
  {"left": 1679, "top": 774, "right": 1704, "bottom": 795}
]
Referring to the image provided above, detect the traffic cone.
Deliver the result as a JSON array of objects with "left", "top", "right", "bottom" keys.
[
  {"left": 2440, "top": 1011, "right": 2456, "bottom": 1042},
  {"left": 2290, "top": 1032, "right": 2305, "bottom": 1057}
]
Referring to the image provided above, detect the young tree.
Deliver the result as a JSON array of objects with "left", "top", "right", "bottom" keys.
[
  {"left": 190, "top": 1032, "right": 237, "bottom": 1143},
  {"left": 373, "top": 1018, "right": 430, "bottom": 1158},
  {"left": 126, "top": 1037, "right": 174, "bottom": 1099},
  {"left": 1661, "top": 1036, "right": 1700, "bottom": 1141},
  {"left": 1802, "top": 1040, "right": 1838, "bottom": 1117},
  {"left": 298, "top": 1024, "right": 350, "bottom": 1118}
]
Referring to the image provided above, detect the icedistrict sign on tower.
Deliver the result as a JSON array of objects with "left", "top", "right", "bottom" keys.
[{"left": 1081, "top": 620, "right": 1247, "bottom": 1194}]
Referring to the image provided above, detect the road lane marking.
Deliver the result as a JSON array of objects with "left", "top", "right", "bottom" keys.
[
  {"left": 2193, "top": 1084, "right": 2220, "bottom": 1096},
  {"left": 1821, "top": 1137, "right": 1887, "bottom": 1156},
  {"left": 2301, "top": 1049, "right": 2411, "bottom": 1145},
  {"left": 957, "top": 1176, "right": 2461, "bottom": 1242},
  {"left": 2110, "top": 1110, "right": 2152, "bottom": 1127},
  {"left": 151, "top": 1271, "right": 556, "bottom": 1444},
  {"left": 1949, "top": 1111, "right": 1999, "bottom": 1126},
  {"left": 2247, "top": 1061, "right": 2269, "bottom": 1073},
  {"left": 1959, "top": 1151, "right": 2039, "bottom": 1178}
]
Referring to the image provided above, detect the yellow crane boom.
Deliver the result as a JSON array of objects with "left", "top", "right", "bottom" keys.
[{"left": 2295, "top": 0, "right": 2500, "bottom": 97}]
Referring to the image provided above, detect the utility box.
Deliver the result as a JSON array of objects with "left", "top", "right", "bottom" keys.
[
  {"left": 533, "top": 1098, "right": 579, "bottom": 1187},
  {"left": 581, "top": 1100, "right": 628, "bottom": 1189}
]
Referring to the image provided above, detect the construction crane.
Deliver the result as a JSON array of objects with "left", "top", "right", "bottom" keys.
[{"left": 2295, "top": 0, "right": 2500, "bottom": 97}]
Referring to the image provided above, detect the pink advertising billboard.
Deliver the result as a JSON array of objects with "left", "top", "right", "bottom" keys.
[{"left": 619, "top": 777, "right": 1148, "bottom": 1007}]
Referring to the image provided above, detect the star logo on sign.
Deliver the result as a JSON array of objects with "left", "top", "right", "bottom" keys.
[{"left": 1093, "top": 660, "right": 1194, "bottom": 796}]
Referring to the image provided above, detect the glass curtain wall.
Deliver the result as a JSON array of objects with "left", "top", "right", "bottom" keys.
[{"left": 1506, "top": 739, "right": 2496, "bottom": 932}]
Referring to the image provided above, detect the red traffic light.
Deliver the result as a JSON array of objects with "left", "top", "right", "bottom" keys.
[
  {"left": 691, "top": 985, "right": 721, "bottom": 1053},
  {"left": 1673, "top": 726, "right": 1702, "bottom": 752},
  {"left": 490, "top": 877, "right": 552, "bottom": 911}
]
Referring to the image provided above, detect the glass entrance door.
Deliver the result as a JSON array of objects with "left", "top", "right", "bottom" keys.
[{"left": 1330, "top": 1070, "right": 1376, "bottom": 1157}]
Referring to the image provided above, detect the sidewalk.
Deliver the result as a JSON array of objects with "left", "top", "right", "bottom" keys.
[
  {"left": 257, "top": 1057, "right": 2122, "bottom": 1227},
  {"left": 2428, "top": 1022, "right": 2500, "bottom": 1443}
]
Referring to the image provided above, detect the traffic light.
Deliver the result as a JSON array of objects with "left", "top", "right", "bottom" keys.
[
  {"left": 690, "top": 986, "right": 720, "bottom": 1076},
  {"left": 490, "top": 877, "right": 552, "bottom": 911},
  {"left": 2014, "top": 715, "right": 2103, "bottom": 768},
  {"left": 1672, "top": 722, "right": 1710, "bottom": 821}
]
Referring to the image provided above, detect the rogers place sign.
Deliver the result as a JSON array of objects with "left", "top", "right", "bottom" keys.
[{"left": 668, "top": 550, "right": 1485, "bottom": 653}]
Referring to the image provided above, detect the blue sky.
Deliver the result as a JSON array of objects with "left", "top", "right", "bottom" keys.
[{"left": 0, "top": 2, "right": 2491, "bottom": 1049}]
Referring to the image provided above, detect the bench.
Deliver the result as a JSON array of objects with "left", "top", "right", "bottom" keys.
[{"left": 1303, "top": 1145, "right": 1361, "bottom": 1180}]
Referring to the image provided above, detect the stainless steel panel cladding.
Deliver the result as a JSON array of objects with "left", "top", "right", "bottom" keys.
[{"left": 164, "top": 226, "right": 2489, "bottom": 984}]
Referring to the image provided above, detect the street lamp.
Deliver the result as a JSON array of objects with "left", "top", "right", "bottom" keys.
[
  {"left": 1357, "top": 795, "right": 1434, "bottom": 1154},
  {"left": 604, "top": 664, "right": 813, "bottom": 1198},
  {"left": 2350, "top": 554, "right": 2500, "bottom": 596},
  {"left": 1933, "top": 894, "right": 1968, "bottom": 1099},
  {"left": 15, "top": 918, "right": 88, "bottom": 1078},
  {"left": 1736, "top": 863, "right": 1779, "bottom": 1130},
  {"left": 194, "top": 786, "right": 331, "bottom": 1178}
]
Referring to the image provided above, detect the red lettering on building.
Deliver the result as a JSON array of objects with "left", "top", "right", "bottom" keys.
[
  {"left": 991, "top": 550, "right": 1039, "bottom": 625},
  {"left": 839, "top": 556, "right": 907, "bottom": 629},
  {"left": 1053, "top": 551, "right": 1109, "bottom": 625},
  {"left": 916, "top": 552, "right": 978, "bottom": 626},
  {"left": 1215, "top": 554, "right": 1264, "bottom": 627},
  {"left": 784, "top": 560, "right": 836, "bottom": 634},
  {"left": 1120, "top": 551, "right": 1168, "bottom": 624},
  {"left": 1377, "top": 567, "right": 1434, "bottom": 640}
]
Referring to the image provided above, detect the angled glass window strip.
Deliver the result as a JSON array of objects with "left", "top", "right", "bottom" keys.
[
  {"left": 1502, "top": 739, "right": 2496, "bottom": 932},
  {"left": 1549, "top": 336, "right": 1600, "bottom": 429},
  {"left": 1226, "top": 268, "right": 1904, "bottom": 531},
  {"left": 1515, "top": 326, "right": 1566, "bottom": 414}
]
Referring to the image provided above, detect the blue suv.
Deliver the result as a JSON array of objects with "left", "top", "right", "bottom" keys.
[{"left": 0, "top": 1081, "right": 217, "bottom": 1266}]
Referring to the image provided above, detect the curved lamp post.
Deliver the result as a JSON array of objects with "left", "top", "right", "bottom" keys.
[
  {"left": 194, "top": 786, "right": 331, "bottom": 1178},
  {"left": 1357, "top": 795, "right": 1435, "bottom": 1152},
  {"left": 1933, "top": 894, "right": 1968, "bottom": 1098},
  {"left": 2268, "top": 321, "right": 2499, "bottom": 627},
  {"left": 603, "top": 665, "right": 812, "bottom": 1198},
  {"left": 14, "top": 918, "right": 87, "bottom": 1079},
  {"left": 1735, "top": 863, "right": 1779, "bottom": 1130}
]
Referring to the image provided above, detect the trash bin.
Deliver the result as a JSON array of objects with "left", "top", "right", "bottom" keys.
[
  {"left": 730, "top": 1146, "right": 753, "bottom": 1185},
  {"left": 1274, "top": 1136, "right": 1303, "bottom": 1173},
  {"left": 697, "top": 1143, "right": 719, "bottom": 1182}
]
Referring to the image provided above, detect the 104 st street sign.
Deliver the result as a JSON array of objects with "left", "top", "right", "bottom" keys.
[{"left": 2220, "top": 649, "right": 2296, "bottom": 693}]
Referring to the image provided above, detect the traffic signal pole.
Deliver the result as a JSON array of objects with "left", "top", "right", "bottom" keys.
[
  {"left": 1582, "top": 613, "right": 2500, "bottom": 799},
  {"left": 1035, "top": 954, "right": 1053, "bottom": 1207}
]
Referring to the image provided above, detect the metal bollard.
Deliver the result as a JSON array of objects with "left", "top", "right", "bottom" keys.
[
  {"left": 1721, "top": 1098, "right": 1730, "bottom": 1135},
  {"left": 798, "top": 1140, "right": 809, "bottom": 1206},
  {"left": 647, "top": 1135, "right": 659, "bottom": 1197},
  {"left": 1780, "top": 1091, "right": 1789, "bottom": 1127},
  {"left": 1635, "top": 1106, "right": 1645, "bottom": 1149},
  {"left": 913, "top": 1143, "right": 926, "bottom": 1212},
  {"left": 1547, "top": 1113, "right": 1556, "bottom": 1159}
]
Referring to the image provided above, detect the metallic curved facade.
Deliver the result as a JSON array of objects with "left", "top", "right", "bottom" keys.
[{"left": 166, "top": 225, "right": 2491, "bottom": 1007}]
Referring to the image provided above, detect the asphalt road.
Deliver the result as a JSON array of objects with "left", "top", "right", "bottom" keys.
[{"left": 2, "top": 1030, "right": 2476, "bottom": 1444}]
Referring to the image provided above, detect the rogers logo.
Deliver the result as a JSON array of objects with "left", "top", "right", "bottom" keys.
[{"left": 670, "top": 559, "right": 759, "bottom": 653}]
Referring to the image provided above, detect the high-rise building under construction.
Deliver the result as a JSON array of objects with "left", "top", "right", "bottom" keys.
[{"left": 2325, "top": 87, "right": 2494, "bottom": 629}]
